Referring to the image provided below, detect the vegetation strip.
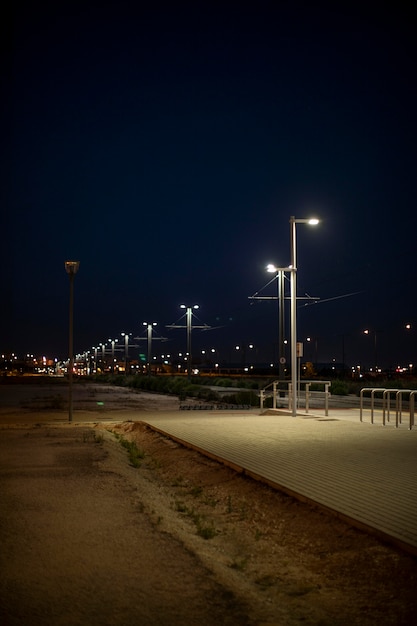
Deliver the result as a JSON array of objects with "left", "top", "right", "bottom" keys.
[{"left": 112, "top": 431, "right": 145, "bottom": 468}]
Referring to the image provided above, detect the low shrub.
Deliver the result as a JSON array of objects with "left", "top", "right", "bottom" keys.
[
  {"left": 222, "top": 390, "right": 259, "bottom": 406},
  {"left": 113, "top": 433, "right": 145, "bottom": 468},
  {"left": 329, "top": 380, "right": 349, "bottom": 396}
]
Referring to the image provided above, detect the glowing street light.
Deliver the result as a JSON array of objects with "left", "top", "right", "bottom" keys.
[
  {"left": 306, "top": 336, "right": 319, "bottom": 365},
  {"left": 143, "top": 322, "right": 157, "bottom": 375},
  {"left": 234, "top": 343, "right": 255, "bottom": 369},
  {"left": 92, "top": 346, "right": 98, "bottom": 373},
  {"left": 167, "top": 305, "right": 210, "bottom": 380},
  {"left": 290, "top": 217, "right": 319, "bottom": 416},
  {"left": 363, "top": 329, "right": 378, "bottom": 371},
  {"left": 99, "top": 342, "right": 106, "bottom": 367},
  {"left": 180, "top": 305, "right": 199, "bottom": 380},
  {"left": 108, "top": 338, "right": 118, "bottom": 372},
  {"left": 121, "top": 332, "right": 131, "bottom": 374},
  {"left": 266, "top": 264, "right": 291, "bottom": 382},
  {"left": 64, "top": 260, "right": 80, "bottom": 422}
]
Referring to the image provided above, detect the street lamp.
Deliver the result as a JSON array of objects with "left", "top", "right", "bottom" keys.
[
  {"left": 166, "top": 305, "right": 209, "bottom": 379},
  {"left": 210, "top": 347, "right": 221, "bottom": 373},
  {"left": 234, "top": 343, "right": 255, "bottom": 369},
  {"left": 143, "top": 322, "right": 157, "bottom": 375},
  {"left": 99, "top": 342, "right": 106, "bottom": 370},
  {"left": 121, "top": 332, "right": 131, "bottom": 374},
  {"left": 108, "top": 338, "right": 118, "bottom": 372},
  {"left": 306, "top": 336, "right": 319, "bottom": 365},
  {"left": 92, "top": 346, "right": 98, "bottom": 373},
  {"left": 363, "top": 329, "right": 378, "bottom": 372},
  {"left": 64, "top": 260, "right": 80, "bottom": 422},
  {"left": 180, "top": 304, "right": 199, "bottom": 380},
  {"left": 290, "top": 217, "right": 319, "bottom": 416},
  {"left": 266, "top": 264, "right": 291, "bottom": 382}
]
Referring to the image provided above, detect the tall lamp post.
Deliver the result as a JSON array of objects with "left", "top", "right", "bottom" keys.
[
  {"left": 121, "top": 332, "right": 131, "bottom": 374},
  {"left": 108, "top": 338, "right": 118, "bottom": 372},
  {"left": 99, "top": 342, "right": 106, "bottom": 371},
  {"left": 65, "top": 260, "right": 80, "bottom": 422},
  {"left": 143, "top": 322, "right": 157, "bottom": 375},
  {"left": 266, "top": 264, "right": 289, "bottom": 383},
  {"left": 290, "top": 217, "right": 319, "bottom": 416},
  {"left": 166, "top": 305, "right": 209, "bottom": 380},
  {"left": 405, "top": 323, "right": 413, "bottom": 373},
  {"left": 180, "top": 305, "right": 199, "bottom": 380},
  {"left": 92, "top": 346, "right": 98, "bottom": 373},
  {"left": 363, "top": 329, "right": 378, "bottom": 372}
]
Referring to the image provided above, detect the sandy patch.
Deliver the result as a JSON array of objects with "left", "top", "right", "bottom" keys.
[{"left": 1, "top": 381, "right": 416, "bottom": 624}]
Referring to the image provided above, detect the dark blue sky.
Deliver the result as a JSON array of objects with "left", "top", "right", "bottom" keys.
[{"left": 3, "top": 1, "right": 416, "bottom": 369}]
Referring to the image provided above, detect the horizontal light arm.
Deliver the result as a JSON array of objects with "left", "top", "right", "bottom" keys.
[
  {"left": 266, "top": 264, "right": 294, "bottom": 273},
  {"left": 290, "top": 217, "right": 319, "bottom": 225}
]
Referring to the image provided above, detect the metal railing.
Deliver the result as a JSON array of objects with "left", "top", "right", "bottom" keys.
[
  {"left": 410, "top": 391, "right": 417, "bottom": 430},
  {"left": 359, "top": 387, "right": 416, "bottom": 430},
  {"left": 259, "top": 380, "right": 285, "bottom": 411},
  {"left": 260, "top": 380, "right": 331, "bottom": 416}
]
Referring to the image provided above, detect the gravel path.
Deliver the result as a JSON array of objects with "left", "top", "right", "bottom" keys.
[{"left": 0, "top": 424, "right": 252, "bottom": 626}]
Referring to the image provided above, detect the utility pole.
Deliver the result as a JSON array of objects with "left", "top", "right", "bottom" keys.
[
  {"left": 166, "top": 305, "right": 211, "bottom": 380},
  {"left": 64, "top": 260, "right": 80, "bottom": 422}
]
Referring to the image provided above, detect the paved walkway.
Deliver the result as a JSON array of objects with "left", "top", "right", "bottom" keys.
[{"left": 141, "top": 407, "right": 417, "bottom": 555}]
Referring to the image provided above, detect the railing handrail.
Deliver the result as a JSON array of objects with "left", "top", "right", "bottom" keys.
[
  {"left": 297, "top": 379, "right": 331, "bottom": 387},
  {"left": 260, "top": 380, "right": 331, "bottom": 414},
  {"left": 360, "top": 387, "right": 416, "bottom": 430},
  {"left": 261, "top": 379, "right": 331, "bottom": 392}
]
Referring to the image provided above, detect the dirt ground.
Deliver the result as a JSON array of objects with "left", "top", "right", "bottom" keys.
[{"left": 1, "top": 382, "right": 417, "bottom": 625}]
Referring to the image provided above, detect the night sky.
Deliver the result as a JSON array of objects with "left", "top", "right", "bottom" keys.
[{"left": 3, "top": 1, "right": 416, "bottom": 370}]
